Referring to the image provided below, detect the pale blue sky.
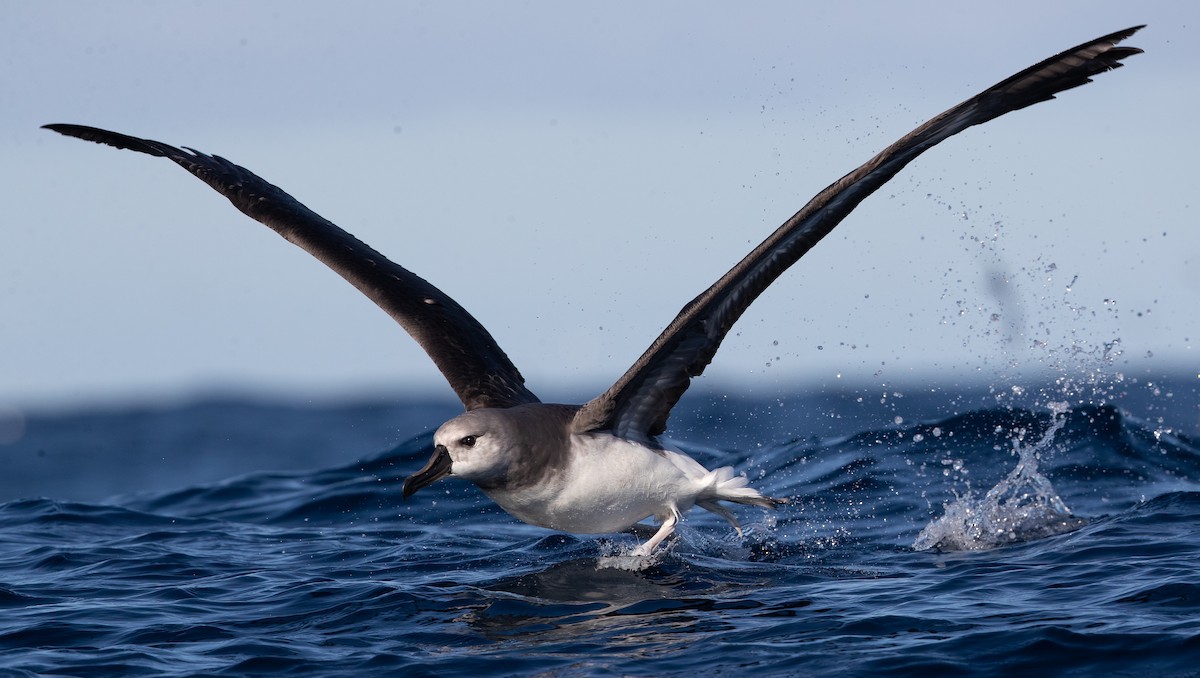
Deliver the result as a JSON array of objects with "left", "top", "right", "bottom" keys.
[{"left": 2, "top": 2, "right": 1195, "bottom": 410}]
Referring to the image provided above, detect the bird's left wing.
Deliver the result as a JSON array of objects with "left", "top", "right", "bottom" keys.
[{"left": 572, "top": 26, "right": 1144, "bottom": 444}]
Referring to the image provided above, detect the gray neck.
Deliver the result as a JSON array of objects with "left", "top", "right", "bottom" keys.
[{"left": 477, "top": 403, "right": 580, "bottom": 491}]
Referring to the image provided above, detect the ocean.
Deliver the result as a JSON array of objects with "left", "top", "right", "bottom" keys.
[{"left": 2, "top": 373, "right": 1198, "bottom": 676}]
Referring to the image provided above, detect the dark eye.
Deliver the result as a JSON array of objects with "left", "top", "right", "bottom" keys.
[{"left": 460, "top": 435, "right": 477, "bottom": 448}]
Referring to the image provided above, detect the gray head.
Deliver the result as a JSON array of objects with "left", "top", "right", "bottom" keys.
[
  {"left": 402, "top": 404, "right": 578, "bottom": 498},
  {"left": 401, "top": 409, "right": 522, "bottom": 498}
]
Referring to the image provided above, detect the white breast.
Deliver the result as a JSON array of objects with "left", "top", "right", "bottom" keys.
[{"left": 481, "top": 433, "right": 714, "bottom": 534}]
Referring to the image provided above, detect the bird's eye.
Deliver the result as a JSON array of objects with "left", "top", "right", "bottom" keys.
[{"left": 460, "top": 435, "right": 477, "bottom": 448}]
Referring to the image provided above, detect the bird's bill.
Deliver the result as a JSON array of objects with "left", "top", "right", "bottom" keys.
[{"left": 402, "top": 445, "right": 453, "bottom": 499}]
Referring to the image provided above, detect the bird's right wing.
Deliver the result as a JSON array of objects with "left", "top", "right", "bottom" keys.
[{"left": 43, "top": 124, "right": 540, "bottom": 411}]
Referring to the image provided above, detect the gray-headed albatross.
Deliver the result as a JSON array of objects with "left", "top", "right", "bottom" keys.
[{"left": 44, "top": 26, "right": 1143, "bottom": 556}]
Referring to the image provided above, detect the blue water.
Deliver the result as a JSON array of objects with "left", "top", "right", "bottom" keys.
[{"left": 2, "top": 376, "right": 1199, "bottom": 676}]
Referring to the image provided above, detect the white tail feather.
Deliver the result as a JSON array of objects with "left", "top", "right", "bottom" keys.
[{"left": 699, "top": 465, "right": 786, "bottom": 512}]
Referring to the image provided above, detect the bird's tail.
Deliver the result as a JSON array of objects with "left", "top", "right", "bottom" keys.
[
  {"left": 695, "top": 466, "right": 787, "bottom": 535},
  {"left": 700, "top": 465, "right": 786, "bottom": 508}
]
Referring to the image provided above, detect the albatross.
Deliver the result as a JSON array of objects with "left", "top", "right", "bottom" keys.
[{"left": 44, "top": 26, "right": 1142, "bottom": 556}]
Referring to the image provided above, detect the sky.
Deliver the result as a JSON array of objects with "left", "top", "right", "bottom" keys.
[{"left": 2, "top": 1, "right": 1196, "bottom": 412}]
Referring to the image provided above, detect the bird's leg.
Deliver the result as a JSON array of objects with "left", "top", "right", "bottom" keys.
[
  {"left": 697, "top": 500, "right": 743, "bottom": 537},
  {"left": 629, "top": 507, "right": 680, "bottom": 557}
]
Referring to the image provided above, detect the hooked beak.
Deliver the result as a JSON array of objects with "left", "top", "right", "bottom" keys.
[{"left": 402, "top": 444, "right": 453, "bottom": 499}]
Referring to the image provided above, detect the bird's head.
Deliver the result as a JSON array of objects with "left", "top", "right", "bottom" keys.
[{"left": 402, "top": 409, "right": 519, "bottom": 498}]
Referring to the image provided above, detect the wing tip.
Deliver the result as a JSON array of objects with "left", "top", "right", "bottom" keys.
[{"left": 42, "top": 123, "right": 170, "bottom": 158}]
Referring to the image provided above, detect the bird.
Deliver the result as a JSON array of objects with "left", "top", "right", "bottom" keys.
[{"left": 44, "top": 26, "right": 1142, "bottom": 556}]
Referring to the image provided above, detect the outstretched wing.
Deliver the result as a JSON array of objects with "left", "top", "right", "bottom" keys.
[
  {"left": 43, "top": 124, "right": 539, "bottom": 411},
  {"left": 573, "top": 26, "right": 1144, "bottom": 444}
]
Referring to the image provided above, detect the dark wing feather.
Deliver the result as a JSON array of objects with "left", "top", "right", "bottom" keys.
[
  {"left": 572, "top": 26, "right": 1143, "bottom": 443},
  {"left": 42, "top": 124, "right": 539, "bottom": 411}
]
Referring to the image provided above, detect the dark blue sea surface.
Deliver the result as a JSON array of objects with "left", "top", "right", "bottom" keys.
[{"left": 2, "top": 375, "right": 1199, "bottom": 676}]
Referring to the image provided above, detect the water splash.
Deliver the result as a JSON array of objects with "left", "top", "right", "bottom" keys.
[
  {"left": 595, "top": 542, "right": 668, "bottom": 571},
  {"left": 913, "top": 402, "right": 1085, "bottom": 551}
]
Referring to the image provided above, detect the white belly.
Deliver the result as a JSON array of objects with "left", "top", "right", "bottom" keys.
[{"left": 481, "top": 433, "right": 711, "bottom": 534}]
